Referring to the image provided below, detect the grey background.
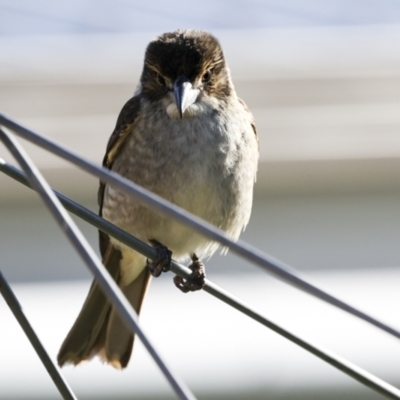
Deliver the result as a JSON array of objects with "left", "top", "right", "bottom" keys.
[{"left": 1, "top": 1, "right": 400, "bottom": 399}]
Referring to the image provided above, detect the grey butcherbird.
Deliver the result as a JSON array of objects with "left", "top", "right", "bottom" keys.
[{"left": 58, "top": 29, "right": 259, "bottom": 369}]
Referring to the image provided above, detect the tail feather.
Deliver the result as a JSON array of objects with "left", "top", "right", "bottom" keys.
[
  {"left": 57, "top": 245, "right": 150, "bottom": 369},
  {"left": 105, "top": 267, "right": 151, "bottom": 369}
]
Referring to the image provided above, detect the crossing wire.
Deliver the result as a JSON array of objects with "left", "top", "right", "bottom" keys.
[
  {"left": 0, "top": 271, "right": 77, "bottom": 400},
  {"left": 1, "top": 113, "right": 400, "bottom": 341},
  {"left": 0, "top": 128, "right": 196, "bottom": 400},
  {"left": 1, "top": 156, "right": 400, "bottom": 399}
]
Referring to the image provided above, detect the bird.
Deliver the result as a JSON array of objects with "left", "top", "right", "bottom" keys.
[{"left": 57, "top": 29, "right": 259, "bottom": 370}]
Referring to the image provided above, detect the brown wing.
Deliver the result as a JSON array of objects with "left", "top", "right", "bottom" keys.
[
  {"left": 98, "top": 95, "right": 141, "bottom": 258},
  {"left": 238, "top": 97, "right": 257, "bottom": 139},
  {"left": 238, "top": 97, "right": 259, "bottom": 185}
]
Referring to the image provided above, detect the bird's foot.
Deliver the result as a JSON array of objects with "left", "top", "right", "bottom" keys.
[
  {"left": 146, "top": 240, "right": 172, "bottom": 277},
  {"left": 174, "top": 254, "right": 206, "bottom": 293}
]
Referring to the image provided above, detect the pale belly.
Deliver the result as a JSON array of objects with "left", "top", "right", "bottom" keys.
[{"left": 102, "top": 164, "right": 228, "bottom": 285}]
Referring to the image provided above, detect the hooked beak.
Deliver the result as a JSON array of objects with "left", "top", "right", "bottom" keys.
[{"left": 173, "top": 75, "right": 199, "bottom": 119}]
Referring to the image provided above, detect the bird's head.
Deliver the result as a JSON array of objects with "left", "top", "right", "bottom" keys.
[{"left": 140, "top": 30, "right": 233, "bottom": 119}]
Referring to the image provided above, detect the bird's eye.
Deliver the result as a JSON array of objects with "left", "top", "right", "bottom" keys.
[
  {"left": 202, "top": 70, "right": 212, "bottom": 83},
  {"left": 156, "top": 73, "right": 166, "bottom": 86}
]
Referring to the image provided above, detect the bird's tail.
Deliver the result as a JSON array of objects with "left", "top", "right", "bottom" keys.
[{"left": 57, "top": 245, "right": 151, "bottom": 369}]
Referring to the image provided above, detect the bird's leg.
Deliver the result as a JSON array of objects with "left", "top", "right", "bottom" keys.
[
  {"left": 146, "top": 239, "right": 172, "bottom": 277},
  {"left": 174, "top": 253, "right": 206, "bottom": 293}
]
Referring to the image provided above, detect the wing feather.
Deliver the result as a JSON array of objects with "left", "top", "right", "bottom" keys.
[{"left": 98, "top": 95, "right": 141, "bottom": 257}]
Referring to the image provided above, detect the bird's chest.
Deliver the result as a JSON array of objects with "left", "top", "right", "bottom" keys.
[{"left": 111, "top": 112, "right": 239, "bottom": 220}]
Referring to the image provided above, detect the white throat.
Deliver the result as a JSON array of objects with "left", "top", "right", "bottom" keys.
[{"left": 166, "top": 101, "right": 209, "bottom": 119}]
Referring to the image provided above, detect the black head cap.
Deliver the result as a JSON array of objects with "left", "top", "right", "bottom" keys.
[{"left": 140, "top": 30, "right": 232, "bottom": 101}]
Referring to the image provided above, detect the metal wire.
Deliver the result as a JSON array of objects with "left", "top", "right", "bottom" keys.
[
  {"left": 0, "top": 128, "right": 196, "bottom": 400},
  {"left": 0, "top": 271, "right": 77, "bottom": 400},
  {"left": 2, "top": 158, "right": 400, "bottom": 399},
  {"left": 1, "top": 113, "right": 399, "bottom": 341}
]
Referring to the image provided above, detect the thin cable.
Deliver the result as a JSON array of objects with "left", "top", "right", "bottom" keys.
[
  {"left": 1, "top": 114, "right": 399, "bottom": 341},
  {"left": 2, "top": 159, "right": 400, "bottom": 400},
  {"left": 0, "top": 129, "right": 196, "bottom": 400},
  {"left": 0, "top": 271, "right": 77, "bottom": 400}
]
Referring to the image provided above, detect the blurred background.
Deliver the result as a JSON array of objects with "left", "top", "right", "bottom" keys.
[{"left": 1, "top": 1, "right": 400, "bottom": 399}]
